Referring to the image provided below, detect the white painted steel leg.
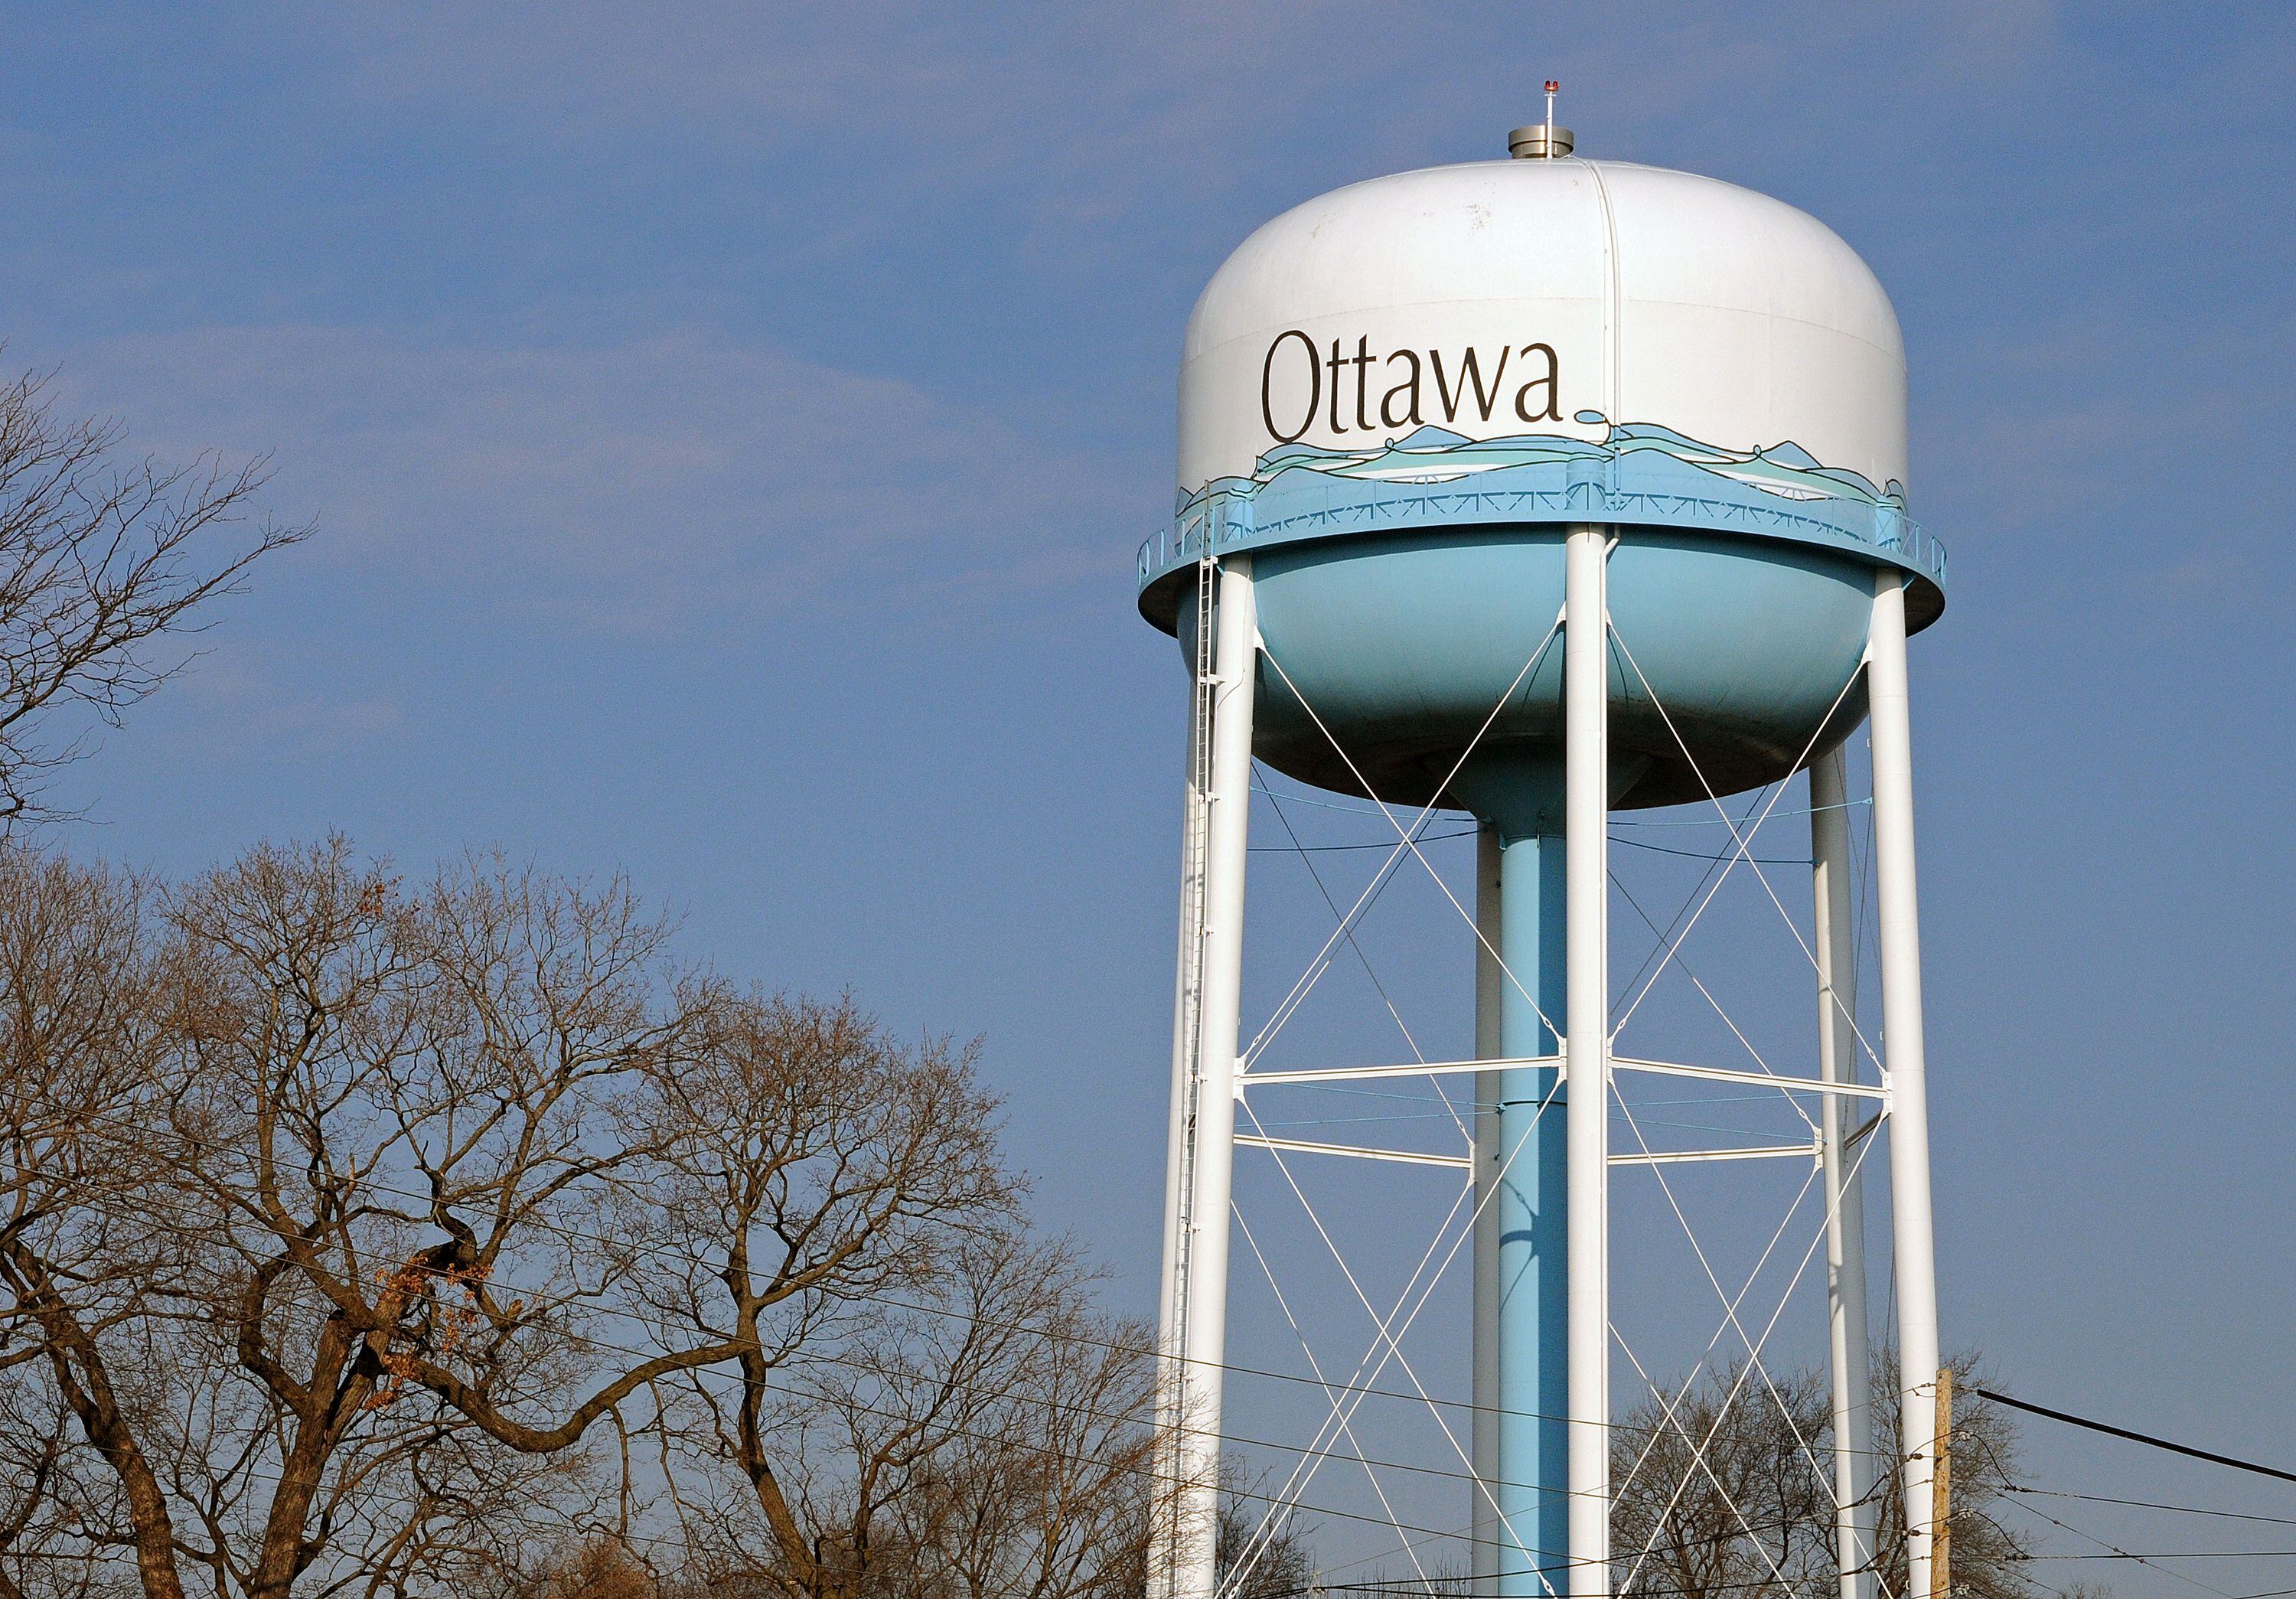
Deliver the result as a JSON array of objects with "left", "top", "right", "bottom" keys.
[
  {"left": 1473, "top": 822, "right": 1503, "bottom": 1597},
  {"left": 1150, "top": 560, "right": 1217, "bottom": 1599},
  {"left": 1564, "top": 527, "right": 1610, "bottom": 1597},
  {"left": 1870, "top": 573, "right": 1941, "bottom": 1599},
  {"left": 1812, "top": 744, "right": 1877, "bottom": 1599},
  {"left": 1164, "top": 555, "right": 1257, "bottom": 1599}
]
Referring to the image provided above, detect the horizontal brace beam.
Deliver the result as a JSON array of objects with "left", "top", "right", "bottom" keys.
[
  {"left": 1238, "top": 1054, "right": 1887, "bottom": 1104},
  {"left": 1238, "top": 1054, "right": 1560, "bottom": 1090},
  {"left": 1234, "top": 1133, "right": 1473, "bottom": 1170},
  {"left": 1612, "top": 1055, "right": 1890, "bottom": 1101},
  {"left": 1611, "top": 1141, "right": 1820, "bottom": 1167}
]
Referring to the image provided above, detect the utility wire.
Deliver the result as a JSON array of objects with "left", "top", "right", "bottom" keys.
[
  {"left": 1251, "top": 831, "right": 1477, "bottom": 853},
  {"left": 1975, "top": 1389, "right": 2296, "bottom": 1487},
  {"left": 1969, "top": 1419, "right": 2248, "bottom": 1599},
  {"left": 1613, "top": 799, "right": 1871, "bottom": 829},
  {"left": 2024, "top": 1552, "right": 2296, "bottom": 1562},
  {"left": 2007, "top": 1486, "right": 2296, "bottom": 1529},
  {"left": 1613, "top": 836, "right": 1809, "bottom": 866}
]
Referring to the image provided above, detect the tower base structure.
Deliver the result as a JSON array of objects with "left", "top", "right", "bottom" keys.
[{"left": 1150, "top": 551, "right": 1944, "bottom": 1599}]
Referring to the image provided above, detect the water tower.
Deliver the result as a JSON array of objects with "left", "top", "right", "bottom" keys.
[{"left": 1143, "top": 105, "right": 1949, "bottom": 1599}]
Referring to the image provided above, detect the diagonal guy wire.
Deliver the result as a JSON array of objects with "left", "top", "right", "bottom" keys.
[
  {"left": 1222, "top": 1080, "right": 1576, "bottom": 1599},
  {"left": 1247, "top": 622, "right": 1563, "bottom": 1069},
  {"left": 1603, "top": 624, "right": 1884, "bottom": 1079},
  {"left": 1257, "top": 773, "right": 1471, "bottom": 1149},
  {"left": 1232, "top": 1202, "right": 1446, "bottom": 1598},
  {"left": 1602, "top": 627, "right": 1866, "bottom": 1063},
  {"left": 1611, "top": 1095, "right": 1887, "bottom": 1599}
]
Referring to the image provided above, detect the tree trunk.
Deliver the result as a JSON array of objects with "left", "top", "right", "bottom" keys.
[
  {"left": 246, "top": 1316, "right": 375, "bottom": 1599},
  {"left": 2, "top": 1242, "right": 189, "bottom": 1599}
]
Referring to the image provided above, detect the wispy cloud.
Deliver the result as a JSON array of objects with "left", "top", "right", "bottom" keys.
[
  {"left": 57, "top": 320, "right": 1148, "bottom": 635},
  {"left": 156, "top": 647, "right": 409, "bottom": 758},
  {"left": 285, "top": 2, "right": 1365, "bottom": 207}
]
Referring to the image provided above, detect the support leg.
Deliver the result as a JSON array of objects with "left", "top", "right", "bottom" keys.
[
  {"left": 1156, "top": 555, "right": 1258, "bottom": 1599},
  {"left": 1473, "top": 824, "right": 1503, "bottom": 1598},
  {"left": 1564, "top": 525, "right": 1611, "bottom": 1598},
  {"left": 1812, "top": 744, "right": 1877, "bottom": 1599},
  {"left": 1151, "top": 560, "right": 1216, "bottom": 1599},
  {"left": 1869, "top": 572, "right": 1942, "bottom": 1599}
]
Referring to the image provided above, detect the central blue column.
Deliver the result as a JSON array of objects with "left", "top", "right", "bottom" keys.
[
  {"left": 1456, "top": 749, "right": 1572, "bottom": 1599},
  {"left": 1493, "top": 826, "right": 1569, "bottom": 1595}
]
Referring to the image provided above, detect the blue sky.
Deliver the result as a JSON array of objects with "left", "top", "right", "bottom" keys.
[{"left": 5, "top": 2, "right": 2293, "bottom": 1583}]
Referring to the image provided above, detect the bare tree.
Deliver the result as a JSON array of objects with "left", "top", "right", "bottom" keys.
[
  {"left": 1, "top": 843, "right": 651, "bottom": 1599},
  {"left": 628, "top": 992, "right": 1055, "bottom": 1599},
  {"left": 1608, "top": 1356, "right": 2075, "bottom": 1599},
  {"left": 1609, "top": 1363, "right": 1836, "bottom": 1598},
  {"left": 1215, "top": 1464, "right": 1319, "bottom": 1599},
  {"left": 0, "top": 848, "right": 173, "bottom": 1597},
  {"left": 0, "top": 370, "right": 307, "bottom": 825},
  {"left": 1865, "top": 1354, "right": 2063, "bottom": 1599},
  {"left": 771, "top": 1241, "right": 1160, "bottom": 1599},
  {"left": 471, "top": 1537, "right": 664, "bottom": 1599},
  {"left": 4, "top": 842, "right": 1151, "bottom": 1599}
]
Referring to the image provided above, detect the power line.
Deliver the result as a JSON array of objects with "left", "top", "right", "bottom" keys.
[
  {"left": 2024, "top": 1552, "right": 2296, "bottom": 1562},
  {"left": 1612, "top": 799, "right": 1871, "bottom": 830},
  {"left": 2008, "top": 1496, "right": 2246, "bottom": 1599},
  {"left": 1967, "top": 1426, "right": 2248, "bottom": 1599},
  {"left": 2007, "top": 1486, "right": 2296, "bottom": 1529},
  {"left": 1975, "top": 1388, "right": 2296, "bottom": 1487},
  {"left": 1252, "top": 831, "right": 1478, "bottom": 853},
  {"left": 1613, "top": 836, "right": 1810, "bottom": 866},
  {"left": 57, "top": 1124, "right": 2268, "bottom": 1595}
]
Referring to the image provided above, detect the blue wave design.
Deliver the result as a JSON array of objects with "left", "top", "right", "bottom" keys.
[
  {"left": 1143, "top": 412, "right": 1942, "bottom": 599},
  {"left": 1179, "top": 413, "right": 1905, "bottom": 520}
]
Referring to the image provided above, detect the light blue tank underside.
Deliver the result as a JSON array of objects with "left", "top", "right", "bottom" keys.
[{"left": 1148, "top": 421, "right": 1945, "bottom": 811}]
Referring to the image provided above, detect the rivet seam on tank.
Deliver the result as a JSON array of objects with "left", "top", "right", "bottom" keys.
[{"left": 1587, "top": 162, "right": 1622, "bottom": 426}]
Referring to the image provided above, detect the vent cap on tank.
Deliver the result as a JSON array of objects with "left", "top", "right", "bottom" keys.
[{"left": 1507, "top": 124, "right": 1574, "bottom": 158}]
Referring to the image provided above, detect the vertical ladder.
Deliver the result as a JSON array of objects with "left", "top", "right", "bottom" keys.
[{"left": 1156, "top": 553, "right": 1221, "bottom": 1594}]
